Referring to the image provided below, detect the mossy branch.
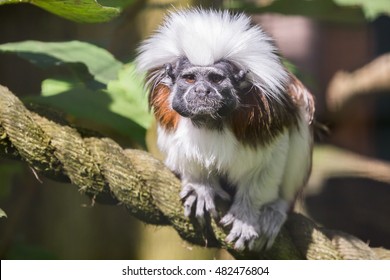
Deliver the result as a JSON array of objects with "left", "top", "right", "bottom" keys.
[{"left": 0, "top": 85, "right": 388, "bottom": 259}]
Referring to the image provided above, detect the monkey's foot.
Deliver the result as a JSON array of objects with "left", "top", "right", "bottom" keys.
[
  {"left": 180, "top": 183, "right": 230, "bottom": 224},
  {"left": 220, "top": 211, "right": 260, "bottom": 250},
  {"left": 255, "top": 199, "right": 289, "bottom": 250},
  {"left": 221, "top": 199, "right": 289, "bottom": 251}
]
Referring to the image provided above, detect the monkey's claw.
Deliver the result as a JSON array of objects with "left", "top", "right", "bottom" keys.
[
  {"left": 221, "top": 199, "right": 289, "bottom": 251},
  {"left": 221, "top": 213, "right": 260, "bottom": 250},
  {"left": 180, "top": 183, "right": 230, "bottom": 223},
  {"left": 220, "top": 211, "right": 261, "bottom": 251}
]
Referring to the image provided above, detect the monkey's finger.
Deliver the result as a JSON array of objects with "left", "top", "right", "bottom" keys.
[
  {"left": 225, "top": 233, "right": 237, "bottom": 244},
  {"left": 265, "top": 235, "right": 277, "bottom": 250},
  {"left": 220, "top": 213, "right": 234, "bottom": 226},
  {"left": 183, "top": 195, "right": 196, "bottom": 217},
  {"left": 225, "top": 221, "right": 242, "bottom": 243},
  {"left": 203, "top": 195, "right": 218, "bottom": 219},
  {"left": 249, "top": 236, "right": 267, "bottom": 252},
  {"left": 233, "top": 237, "right": 246, "bottom": 251},
  {"left": 194, "top": 199, "right": 208, "bottom": 227},
  {"left": 207, "top": 207, "right": 218, "bottom": 220},
  {"left": 180, "top": 185, "right": 194, "bottom": 199},
  {"left": 195, "top": 196, "right": 205, "bottom": 218},
  {"left": 215, "top": 186, "right": 231, "bottom": 201},
  {"left": 259, "top": 227, "right": 278, "bottom": 251}
]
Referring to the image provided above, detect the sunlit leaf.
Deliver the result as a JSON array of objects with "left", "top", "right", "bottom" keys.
[
  {"left": 0, "top": 41, "right": 123, "bottom": 84},
  {"left": 0, "top": 0, "right": 120, "bottom": 23},
  {"left": 0, "top": 41, "right": 150, "bottom": 145},
  {"left": 28, "top": 79, "right": 148, "bottom": 146},
  {"left": 99, "top": 0, "right": 136, "bottom": 9},
  {"left": 106, "top": 63, "right": 152, "bottom": 130}
]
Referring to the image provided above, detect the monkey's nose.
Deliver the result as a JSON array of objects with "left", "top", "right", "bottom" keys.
[{"left": 194, "top": 84, "right": 211, "bottom": 96}]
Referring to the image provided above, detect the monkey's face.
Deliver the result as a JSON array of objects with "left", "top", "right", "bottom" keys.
[{"left": 166, "top": 58, "right": 245, "bottom": 127}]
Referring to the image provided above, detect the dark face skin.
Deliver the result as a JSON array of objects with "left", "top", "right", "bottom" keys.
[{"left": 165, "top": 57, "right": 246, "bottom": 128}]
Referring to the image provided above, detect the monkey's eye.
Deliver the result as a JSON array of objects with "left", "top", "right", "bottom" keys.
[
  {"left": 182, "top": 74, "right": 196, "bottom": 84},
  {"left": 209, "top": 73, "right": 225, "bottom": 84}
]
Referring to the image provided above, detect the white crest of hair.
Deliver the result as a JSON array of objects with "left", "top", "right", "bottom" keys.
[{"left": 136, "top": 8, "right": 289, "bottom": 100}]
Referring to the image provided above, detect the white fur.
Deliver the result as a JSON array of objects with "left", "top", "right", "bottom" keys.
[
  {"left": 136, "top": 9, "right": 289, "bottom": 101},
  {"left": 137, "top": 9, "right": 313, "bottom": 250},
  {"left": 158, "top": 107, "right": 312, "bottom": 250},
  {"left": 158, "top": 118, "right": 290, "bottom": 203},
  {"left": 281, "top": 110, "right": 313, "bottom": 201},
  {"left": 158, "top": 117, "right": 310, "bottom": 209}
]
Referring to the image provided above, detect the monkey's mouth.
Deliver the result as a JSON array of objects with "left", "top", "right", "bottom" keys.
[
  {"left": 185, "top": 98, "right": 224, "bottom": 118},
  {"left": 172, "top": 93, "right": 238, "bottom": 125}
]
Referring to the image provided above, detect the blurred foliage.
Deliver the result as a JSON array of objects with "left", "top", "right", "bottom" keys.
[
  {"left": 99, "top": 0, "right": 141, "bottom": 9},
  {"left": 226, "top": 0, "right": 390, "bottom": 23},
  {"left": 0, "top": 41, "right": 122, "bottom": 84},
  {"left": 6, "top": 242, "right": 58, "bottom": 259},
  {"left": 0, "top": 41, "right": 152, "bottom": 147},
  {"left": 0, "top": 162, "right": 23, "bottom": 222},
  {"left": 0, "top": 0, "right": 138, "bottom": 23},
  {"left": 334, "top": 0, "right": 390, "bottom": 20},
  {"left": 0, "top": 162, "right": 23, "bottom": 199}
]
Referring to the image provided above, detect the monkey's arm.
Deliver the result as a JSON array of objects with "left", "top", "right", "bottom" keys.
[{"left": 281, "top": 75, "right": 315, "bottom": 200}]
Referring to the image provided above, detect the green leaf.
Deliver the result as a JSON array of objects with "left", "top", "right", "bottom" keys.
[
  {"left": 28, "top": 79, "right": 148, "bottom": 146},
  {"left": 41, "top": 78, "right": 76, "bottom": 96},
  {"left": 26, "top": 63, "right": 151, "bottom": 146},
  {"left": 106, "top": 63, "right": 152, "bottom": 130},
  {"left": 99, "top": 0, "right": 136, "bottom": 9},
  {"left": 0, "top": 41, "right": 123, "bottom": 84},
  {"left": 334, "top": 0, "right": 390, "bottom": 20},
  {"left": 0, "top": 0, "right": 120, "bottom": 23},
  {"left": 0, "top": 40, "right": 150, "bottom": 145},
  {"left": 38, "top": 63, "right": 152, "bottom": 133}
]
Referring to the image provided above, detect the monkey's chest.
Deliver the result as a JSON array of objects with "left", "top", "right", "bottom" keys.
[{"left": 157, "top": 121, "right": 275, "bottom": 178}]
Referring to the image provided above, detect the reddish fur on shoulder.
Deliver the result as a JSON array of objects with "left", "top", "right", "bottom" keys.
[
  {"left": 287, "top": 74, "right": 315, "bottom": 124},
  {"left": 150, "top": 83, "right": 180, "bottom": 131},
  {"left": 230, "top": 86, "right": 298, "bottom": 146}
]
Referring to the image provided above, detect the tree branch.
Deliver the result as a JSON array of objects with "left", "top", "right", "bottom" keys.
[
  {"left": 327, "top": 53, "right": 390, "bottom": 112},
  {"left": 0, "top": 85, "right": 388, "bottom": 259}
]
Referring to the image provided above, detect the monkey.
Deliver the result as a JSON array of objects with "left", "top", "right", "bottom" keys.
[{"left": 136, "top": 8, "right": 315, "bottom": 251}]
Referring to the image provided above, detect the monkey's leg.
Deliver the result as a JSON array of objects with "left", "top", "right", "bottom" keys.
[{"left": 220, "top": 133, "right": 290, "bottom": 251}]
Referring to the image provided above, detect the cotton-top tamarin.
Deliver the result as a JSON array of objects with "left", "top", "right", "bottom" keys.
[{"left": 136, "top": 8, "right": 315, "bottom": 251}]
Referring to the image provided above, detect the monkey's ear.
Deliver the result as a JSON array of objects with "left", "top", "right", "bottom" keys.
[
  {"left": 164, "top": 63, "right": 175, "bottom": 82},
  {"left": 233, "top": 69, "right": 248, "bottom": 84}
]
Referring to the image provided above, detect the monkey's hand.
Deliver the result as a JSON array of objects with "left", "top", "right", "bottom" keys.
[
  {"left": 221, "top": 199, "right": 289, "bottom": 251},
  {"left": 180, "top": 180, "right": 231, "bottom": 224}
]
